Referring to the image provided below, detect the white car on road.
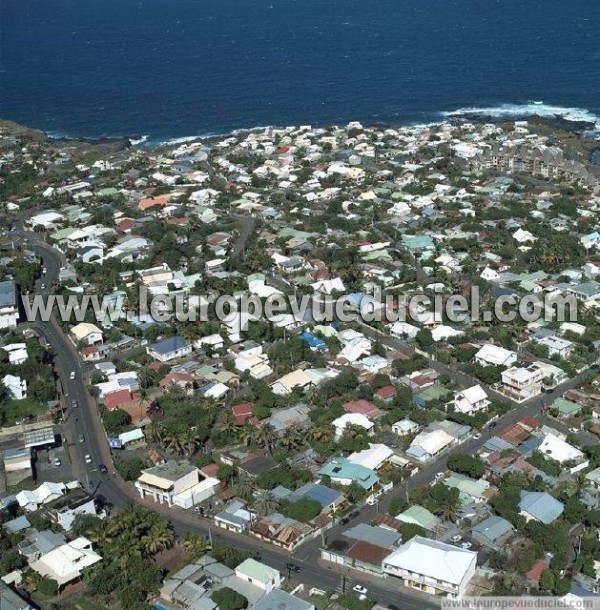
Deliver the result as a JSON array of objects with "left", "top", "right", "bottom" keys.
[
  {"left": 84, "top": 454, "right": 92, "bottom": 464},
  {"left": 353, "top": 585, "right": 367, "bottom": 595}
]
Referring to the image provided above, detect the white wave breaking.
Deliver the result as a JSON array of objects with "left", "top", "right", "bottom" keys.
[
  {"left": 152, "top": 125, "right": 277, "bottom": 147},
  {"left": 444, "top": 102, "right": 600, "bottom": 129},
  {"left": 129, "top": 135, "right": 149, "bottom": 146}
]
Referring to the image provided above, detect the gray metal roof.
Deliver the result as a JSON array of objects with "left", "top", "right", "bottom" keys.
[
  {"left": 343, "top": 523, "right": 401, "bottom": 549},
  {"left": 251, "top": 589, "right": 314, "bottom": 610},
  {"left": 472, "top": 515, "right": 513, "bottom": 542},
  {"left": 0, "top": 280, "right": 16, "bottom": 309}
]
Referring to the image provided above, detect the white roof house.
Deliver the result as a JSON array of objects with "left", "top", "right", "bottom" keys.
[
  {"left": 392, "top": 418, "right": 420, "bottom": 437},
  {"left": 29, "top": 537, "right": 102, "bottom": 587},
  {"left": 390, "top": 321, "right": 419, "bottom": 339},
  {"left": 453, "top": 385, "right": 490, "bottom": 415},
  {"left": 347, "top": 443, "right": 393, "bottom": 471},
  {"left": 431, "top": 325, "right": 463, "bottom": 342},
  {"left": 270, "top": 370, "right": 313, "bottom": 395},
  {"left": 383, "top": 536, "right": 477, "bottom": 598},
  {"left": 408, "top": 429, "right": 455, "bottom": 461},
  {"left": 474, "top": 344, "right": 517, "bottom": 367},
  {"left": 332, "top": 413, "right": 375, "bottom": 440},
  {"left": 2, "top": 374, "right": 27, "bottom": 400},
  {"left": 16, "top": 482, "right": 66, "bottom": 511},
  {"left": 538, "top": 433, "right": 585, "bottom": 464},
  {"left": 480, "top": 267, "right": 500, "bottom": 282},
  {"left": 513, "top": 228, "right": 537, "bottom": 243},
  {"left": 70, "top": 322, "right": 103, "bottom": 346}
]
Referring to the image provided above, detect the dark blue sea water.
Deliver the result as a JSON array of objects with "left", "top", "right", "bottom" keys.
[{"left": 1, "top": 0, "right": 599, "bottom": 143}]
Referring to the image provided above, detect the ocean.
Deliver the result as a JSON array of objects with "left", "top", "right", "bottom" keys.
[{"left": 1, "top": 0, "right": 599, "bottom": 144}]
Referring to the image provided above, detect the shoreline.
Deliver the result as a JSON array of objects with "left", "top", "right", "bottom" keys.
[{"left": 1, "top": 111, "right": 599, "bottom": 168}]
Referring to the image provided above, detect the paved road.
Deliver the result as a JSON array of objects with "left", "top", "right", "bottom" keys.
[
  {"left": 230, "top": 214, "right": 255, "bottom": 263},
  {"left": 11, "top": 221, "right": 438, "bottom": 610}
]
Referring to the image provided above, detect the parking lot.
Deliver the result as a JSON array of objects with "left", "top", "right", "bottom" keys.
[{"left": 34, "top": 442, "right": 75, "bottom": 483}]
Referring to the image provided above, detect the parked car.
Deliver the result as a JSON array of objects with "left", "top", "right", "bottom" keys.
[
  {"left": 451, "top": 534, "right": 462, "bottom": 543},
  {"left": 78, "top": 434, "right": 85, "bottom": 443},
  {"left": 461, "top": 542, "right": 473, "bottom": 549},
  {"left": 98, "top": 464, "right": 108, "bottom": 474},
  {"left": 53, "top": 457, "right": 61, "bottom": 467},
  {"left": 71, "top": 399, "right": 78, "bottom": 408},
  {"left": 353, "top": 585, "right": 367, "bottom": 595},
  {"left": 84, "top": 454, "right": 92, "bottom": 464},
  {"left": 70, "top": 371, "right": 76, "bottom": 380},
  {"left": 472, "top": 432, "right": 482, "bottom": 440}
]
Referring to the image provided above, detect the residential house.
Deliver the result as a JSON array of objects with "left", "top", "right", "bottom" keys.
[
  {"left": 251, "top": 589, "right": 315, "bottom": 610},
  {"left": 2, "top": 374, "right": 27, "bottom": 400},
  {"left": 29, "top": 537, "right": 102, "bottom": 589},
  {"left": 537, "top": 335, "right": 574, "bottom": 359},
  {"left": 453, "top": 385, "right": 490, "bottom": 415},
  {"left": 568, "top": 281, "right": 600, "bottom": 302},
  {"left": 318, "top": 457, "right": 379, "bottom": 490},
  {"left": 392, "top": 418, "right": 420, "bottom": 437},
  {"left": 396, "top": 505, "right": 440, "bottom": 531},
  {"left": 0, "top": 581, "right": 34, "bottom": 610},
  {"left": 347, "top": 443, "right": 393, "bottom": 472},
  {"left": 135, "top": 461, "right": 219, "bottom": 508},
  {"left": 407, "top": 429, "right": 455, "bottom": 462},
  {"left": 214, "top": 501, "right": 255, "bottom": 534},
  {"left": 235, "top": 353, "right": 273, "bottom": 379},
  {"left": 235, "top": 559, "right": 280, "bottom": 593},
  {"left": 382, "top": 536, "right": 477, "bottom": 598},
  {"left": 342, "top": 399, "right": 384, "bottom": 420},
  {"left": 471, "top": 515, "right": 514, "bottom": 547},
  {"left": 519, "top": 490, "right": 564, "bottom": 524},
  {"left": 500, "top": 365, "right": 544, "bottom": 402},
  {"left": 270, "top": 370, "right": 313, "bottom": 395},
  {"left": 146, "top": 336, "right": 192, "bottom": 362},
  {"left": 474, "top": 344, "right": 517, "bottom": 367},
  {"left": 0, "top": 280, "right": 19, "bottom": 328},
  {"left": 44, "top": 488, "right": 100, "bottom": 532},
  {"left": 537, "top": 432, "right": 586, "bottom": 469},
  {"left": 332, "top": 413, "right": 375, "bottom": 441}
]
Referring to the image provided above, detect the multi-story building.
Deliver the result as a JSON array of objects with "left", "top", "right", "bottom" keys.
[
  {"left": 382, "top": 536, "right": 477, "bottom": 598},
  {"left": 135, "top": 461, "right": 219, "bottom": 508},
  {"left": 500, "top": 365, "right": 544, "bottom": 402}
]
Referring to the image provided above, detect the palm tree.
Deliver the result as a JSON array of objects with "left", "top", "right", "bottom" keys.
[
  {"left": 146, "top": 420, "right": 165, "bottom": 444},
  {"left": 279, "top": 426, "right": 305, "bottom": 452},
  {"left": 253, "top": 492, "right": 278, "bottom": 517},
  {"left": 438, "top": 498, "right": 461, "bottom": 523},
  {"left": 233, "top": 471, "right": 255, "bottom": 500},
  {"left": 163, "top": 430, "right": 188, "bottom": 455},
  {"left": 182, "top": 531, "right": 211, "bottom": 560},
  {"left": 183, "top": 429, "right": 202, "bottom": 457},
  {"left": 309, "top": 425, "right": 333, "bottom": 444},
  {"left": 256, "top": 423, "right": 277, "bottom": 454},
  {"left": 217, "top": 411, "right": 237, "bottom": 438},
  {"left": 503, "top": 571, "right": 523, "bottom": 593},
  {"left": 141, "top": 523, "right": 175, "bottom": 555},
  {"left": 238, "top": 421, "right": 257, "bottom": 447}
]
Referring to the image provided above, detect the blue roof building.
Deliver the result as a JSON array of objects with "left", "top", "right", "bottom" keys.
[
  {"left": 292, "top": 482, "right": 343, "bottom": 509},
  {"left": 519, "top": 491, "right": 564, "bottom": 524},
  {"left": 146, "top": 335, "right": 192, "bottom": 362},
  {"left": 299, "top": 331, "right": 326, "bottom": 352}
]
